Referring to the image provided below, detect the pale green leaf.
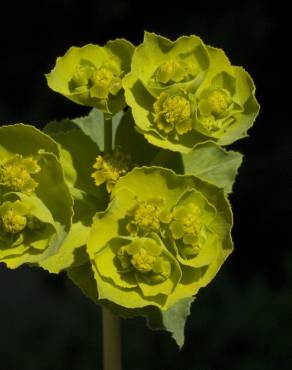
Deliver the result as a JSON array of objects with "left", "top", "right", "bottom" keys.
[{"left": 182, "top": 142, "right": 243, "bottom": 193}]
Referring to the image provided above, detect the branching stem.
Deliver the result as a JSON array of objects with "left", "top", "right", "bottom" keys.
[{"left": 102, "top": 115, "right": 122, "bottom": 370}]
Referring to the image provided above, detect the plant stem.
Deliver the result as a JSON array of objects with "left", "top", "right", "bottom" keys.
[
  {"left": 102, "top": 307, "right": 122, "bottom": 370},
  {"left": 102, "top": 114, "right": 122, "bottom": 370},
  {"left": 104, "top": 116, "right": 113, "bottom": 153}
]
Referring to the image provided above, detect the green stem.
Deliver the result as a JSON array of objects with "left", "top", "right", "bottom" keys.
[
  {"left": 104, "top": 116, "right": 113, "bottom": 153},
  {"left": 102, "top": 307, "right": 122, "bottom": 370},
  {"left": 102, "top": 115, "right": 122, "bottom": 370}
]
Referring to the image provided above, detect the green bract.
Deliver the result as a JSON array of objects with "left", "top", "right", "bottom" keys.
[
  {"left": 87, "top": 167, "right": 233, "bottom": 310},
  {"left": 46, "top": 39, "right": 134, "bottom": 115},
  {"left": 123, "top": 32, "right": 260, "bottom": 152},
  {"left": 0, "top": 124, "right": 73, "bottom": 269}
]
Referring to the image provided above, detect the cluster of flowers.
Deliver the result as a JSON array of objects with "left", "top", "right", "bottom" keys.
[
  {"left": 1, "top": 33, "right": 259, "bottom": 339},
  {"left": 0, "top": 125, "right": 72, "bottom": 269}
]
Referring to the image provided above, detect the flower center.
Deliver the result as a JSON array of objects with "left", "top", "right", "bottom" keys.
[
  {"left": 70, "top": 60, "right": 122, "bottom": 100},
  {"left": 71, "top": 62, "right": 95, "bottom": 88},
  {"left": 125, "top": 198, "right": 166, "bottom": 236},
  {"left": 207, "top": 90, "right": 230, "bottom": 115},
  {"left": 91, "top": 147, "right": 132, "bottom": 193},
  {"left": 89, "top": 67, "right": 122, "bottom": 99},
  {"left": 131, "top": 247, "right": 156, "bottom": 273},
  {"left": 152, "top": 58, "right": 200, "bottom": 85},
  {"left": 0, "top": 155, "right": 40, "bottom": 194},
  {"left": 116, "top": 239, "right": 171, "bottom": 283},
  {"left": 155, "top": 59, "right": 185, "bottom": 84},
  {"left": 170, "top": 203, "right": 202, "bottom": 257},
  {"left": 153, "top": 92, "right": 192, "bottom": 135},
  {"left": 197, "top": 88, "right": 232, "bottom": 133},
  {"left": 0, "top": 209, "right": 27, "bottom": 234}
]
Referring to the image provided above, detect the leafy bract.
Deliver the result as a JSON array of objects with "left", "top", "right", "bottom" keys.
[
  {"left": 46, "top": 40, "right": 134, "bottom": 115},
  {"left": 43, "top": 119, "right": 109, "bottom": 271},
  {"left": 67, "top": 256, "right": 192, "bottom": 347}
]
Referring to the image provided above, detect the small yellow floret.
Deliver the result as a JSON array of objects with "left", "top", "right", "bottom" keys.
[
  {"left": 1, "top": 210, "right": 27, "bottom": 234},
  {"left": 90, "top": 67, "right": 122, "bottom": 99},
  {"left": 91, "top": 148, "right": 131, "bottom": 193},
  {"left": 0, "top": 155, "right": 40, "bottom": 194},
  {"left": 131, "top": 248, "right": 156, "bottom": 273},
  {"left": 207, "top": 90, "right": 230, "bottom": 116},
  {"left": 153, "top": 93, "right": 192, "bottom": 135},
  {"left": 126, "top": 198, "right": 166, "bottom": 236}
]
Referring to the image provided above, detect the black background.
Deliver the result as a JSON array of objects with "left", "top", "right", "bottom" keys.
[{"left": 0, "top": 1, "right": 291, "bottom": 370}]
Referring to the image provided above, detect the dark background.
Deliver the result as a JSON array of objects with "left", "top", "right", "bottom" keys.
[{"left": 0, "top": 1, "right": 291, "bottom": 369}]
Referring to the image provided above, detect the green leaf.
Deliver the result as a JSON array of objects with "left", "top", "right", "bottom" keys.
[
  {"left": 50, "top": 108, "right": 125, "bottom": 151},
  {"left": 156, "top": 296, "right": 193, "bottom": 348},
  {"left": 71, "top": 108, "right": 104, "bottom": 148},
  {"left": 108, "top": 295, "right": 194, "bottom": 348},
  {"left": 181, "top": 142, "right": 243, "bottom": 193}
]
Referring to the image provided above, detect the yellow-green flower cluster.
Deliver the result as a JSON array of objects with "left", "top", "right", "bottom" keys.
[
  {"left": 123, "top": 32, "right": 260, "bottom": 152},
  {"left": 87, "top": 167, "right": 233, "bottom": 310},
  {"left": 0, "top": 154, "right": 41, "bottom": 194},
  {"left": 91, "top": 147, "right": 132, "bottom": 193},
  {"left": 0, "top": 124, "right": 72, "bottom": 269},
  {"left": 46, "top": 40, "right": 134, "bottom": 115}
]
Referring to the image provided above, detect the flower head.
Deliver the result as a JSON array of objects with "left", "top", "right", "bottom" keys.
[
  {"left": 0, "top": 200, "right": 28, "bottom": 234},
  {"left": 153, "top": 92, "right": 193, "bottom": 135},
  {"left": 0, "top": 154, "right": 41, "bottom": 194},
  {"left": 123, "top": 32, "right": 259, "bottom": 152},
  {"left": 87, "top": 167, "right": 233, "bottom": 310},
  {"left": 91, "top": 147, "right": 132, "bottom": 192},
  {"left": 46, "top": 39, "right": 134, "bottom": 115},
  {"left": 0, "top": 124, "right": 72, "bottom": 270}
]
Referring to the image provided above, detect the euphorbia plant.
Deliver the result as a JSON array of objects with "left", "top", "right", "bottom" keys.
[{"left": 1, "top": 31, "right": 259, "bottom": 369}]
